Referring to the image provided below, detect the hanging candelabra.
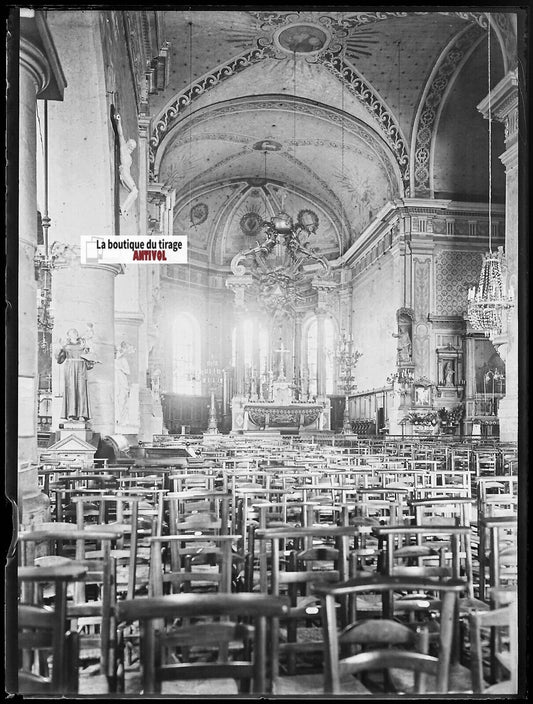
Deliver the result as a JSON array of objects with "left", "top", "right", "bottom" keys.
[
  {"left": 202, "top": 357, "right": 223, "bottom": 433},
  {"left": 335, "top": 333, "right": 362, "bottom": 433},
  {"left": 467, "top": 22, "right": 514, "bottom": 340},
  {"left": 468, "top": 247, "right": 514, "bottom": 339}
]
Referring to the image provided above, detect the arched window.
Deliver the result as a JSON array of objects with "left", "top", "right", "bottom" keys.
[
  {"left": 305, "top": 316, "right": 336, "bottom": 397},
  {"left": 232, "top": 319, "right": 270, "bottom": 374},
  {"left": 324, "top": 318, "right": 335, "bottom": 394},
  {"left": 172, "top": 313, "right": 201, "bottom": 395}
]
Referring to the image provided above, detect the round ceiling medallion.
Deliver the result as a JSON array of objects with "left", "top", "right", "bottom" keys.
[{"left": 275, "top": 23, "right": 329, "bottom": 55}]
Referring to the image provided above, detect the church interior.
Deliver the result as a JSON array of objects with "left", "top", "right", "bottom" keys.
[{"left": 7, "top": 8, "right": 526, "bottom": 698}]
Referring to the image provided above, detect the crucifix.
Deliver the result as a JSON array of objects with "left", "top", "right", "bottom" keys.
[{"left": 274, "top": 339, "right": 290, "bottom": 381}]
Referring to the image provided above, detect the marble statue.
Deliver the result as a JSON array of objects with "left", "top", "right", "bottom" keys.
[
  {"left": 393, "top": 323, "right": 412, "bottom": 363},
  {"left": 443, "top": 362, "right": 455, "bottom": 387},
  {"left": 115, "top": 341, "right": 135, "bottom": 425}
]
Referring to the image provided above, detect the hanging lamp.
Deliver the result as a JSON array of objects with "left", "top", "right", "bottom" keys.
[{"left": 467, "top": 16, "right": 514, "bottom": 340}]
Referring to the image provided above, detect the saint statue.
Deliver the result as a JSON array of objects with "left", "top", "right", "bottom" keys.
[
  {"left": 115, "top": 341, "right": 135, "bottom": 425},
  {"left": 56, "top": 328, "right": 98, "bottom": 421},
  {"left": 443, "top": 362, "right": 455, "bottom": 387},
  {"left": 393, "top": 322, "right": 412, "bottom": 363}
]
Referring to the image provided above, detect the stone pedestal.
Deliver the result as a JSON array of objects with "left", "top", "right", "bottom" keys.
[
  {"left": 231, "top": 394, "right": 248, "bottom": 433},
  {"left": 58, "top": 421, "right": 93, "bottom": 442},
  {"left": 42, "top": 432, "right": 97, "bottom": 468}
]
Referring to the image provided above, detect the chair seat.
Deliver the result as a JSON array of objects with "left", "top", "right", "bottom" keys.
[
  {"left": 389, "top": 661, "right": 473, "bottom": 694},
  {"left": 34, "top": 555, "right": 73, "bottom": 568},
  {"left": 273, "top": 671, "right": 370, "bottom": 695},
  {"left": 484, "top": 679, "right": 517, "bottom": 694}
]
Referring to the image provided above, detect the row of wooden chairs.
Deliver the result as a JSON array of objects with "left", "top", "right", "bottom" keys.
[{"left": 20, "top": 436, "right": 518, "bottom": 695}]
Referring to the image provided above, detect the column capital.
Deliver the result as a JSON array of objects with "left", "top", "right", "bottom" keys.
[
  {"left": 50, "top": 242, "right": 124, "bottom": 276},
  {"left": 19, "top": 12, "right": 66, "bottom": 100},
  {"left": 19, "top": 37, "right": 50, "bottom": 95},
  {"left": 138, "top": 115, "right": 152, "bottom": 139},
  {"left": 225, "top": 274, "right": 253, "bottom": 309},
  {"left": 312, "top": 277, "right": 336, "bottom": 313}
]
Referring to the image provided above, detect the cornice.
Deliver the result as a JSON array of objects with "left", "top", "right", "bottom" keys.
[{"left": 477, "top": 69, "right": 518, "bottom": 122}]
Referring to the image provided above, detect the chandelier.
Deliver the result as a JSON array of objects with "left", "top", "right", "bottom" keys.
[
  {"left": 230, "top": 191, "right": 330, "bottom": 314},
  {"left": 467, "top": 21, "right": 514, "bottom": 340},
  {"left": 467, "top": 247, "right": 514, "bottom": 339}
]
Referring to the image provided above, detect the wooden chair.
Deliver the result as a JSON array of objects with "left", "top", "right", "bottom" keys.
[
  {"left": 469, "top": 595, "right": 518, "bottom": 693},
  {"left": 19, "top": 526, "right": 123, "bottom": 689},
  {"left": 18, "top": 564, "right": 88, "bottom": 694},
  {"left": 148, "top": 533, "right": 241, "bottom": 597},
  {"left": 115, "top": 593, "right": 290, "bottom": 694},
  {"left": 314, "top": 575, "right": 466, "bottom": 695},
  {"left": 477, "top": 515, "right": 518, "bottom": 605},
  {"left": 255, "top": 525, "right": 369, "bottom": 690}
]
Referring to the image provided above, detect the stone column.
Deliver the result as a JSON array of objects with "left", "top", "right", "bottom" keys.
[
  {"left": 312, "top": 278, "right": 336, "bottom": 430},
  {"left": 477, "top": 70, "right": 519, "bottom": 442},
  {"left": 226, "top": 275, "right": 252, "bottom": 431},
  {"left": 293, "top": 312, "right": 304, "bottom": 400},
  {"left": 315, "top": 310, "right": 326, "bottom": 398},
  {"left": 51, "top": 249, "right": 123, "bottom": 437},
  {"left": 18, "top": 14, "right": 66, "bottom": 525}
]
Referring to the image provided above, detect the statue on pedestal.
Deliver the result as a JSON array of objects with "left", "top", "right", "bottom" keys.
[
  {"left": 56, "top": 328, "right": 99, "bottom": 421},
  {"left": 393, "top": 321, "right": 412, "bottom": 363}
]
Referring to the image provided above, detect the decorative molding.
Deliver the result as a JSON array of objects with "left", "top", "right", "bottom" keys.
[
  {"left": 477, "top": 69, "right": 519, "bottom": 149},
  {"left": 411, "top": 24, "right": 485, "bottom": 196},
  {"left": 150, "top": 47, "right": 273, "bottom": 172},
  {"left": 319, "top": 54, "right": 409, "bottom": 189},
  {"left": 154, "top": 95, "right": 400, "bottom": 201}
]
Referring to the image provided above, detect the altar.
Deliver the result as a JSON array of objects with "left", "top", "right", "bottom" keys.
[{"left": 243, "top": 401, "right": 326, "bottom": 431}]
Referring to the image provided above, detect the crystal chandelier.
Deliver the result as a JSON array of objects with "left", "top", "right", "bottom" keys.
[
  {"left": 467, "top": 21, "right": 514, "bottom": 340},
  {"left": 467, "top": 247, "right": 514, "bottom": 339}
]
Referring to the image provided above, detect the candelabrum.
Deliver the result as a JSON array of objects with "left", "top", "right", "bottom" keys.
[
  {"left": 483, "top": 367, "right": 505, "bottom": 416},
  {"left": 335, "top": 333, "right": 362, "bottom": 433},
  {"left": 202, "top": 358, "right": 223, "bottom": 433},
  {"left": 387, "top": 365, "right": 415, "bottom": 405},
  {"left": 35, "top": 245, "right": 55, "bottom": 352}
]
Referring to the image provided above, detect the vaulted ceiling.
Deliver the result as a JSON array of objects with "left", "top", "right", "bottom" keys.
[{"left": 144, "top": 10, "right": 511, "bottom": 262}]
